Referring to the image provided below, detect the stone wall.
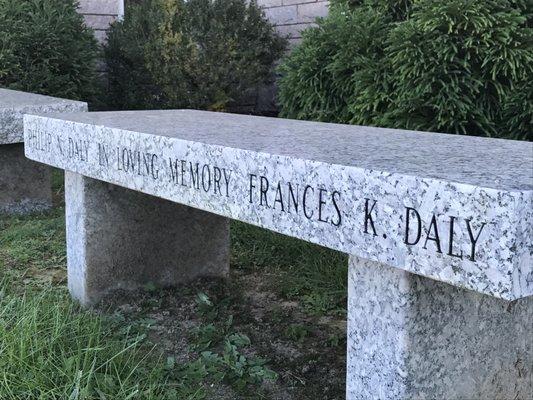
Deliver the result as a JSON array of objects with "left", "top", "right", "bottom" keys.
[
  {"left": 257, "top": 0, "right": 328, "bottom": 45},
  {"left": 77, "top": 0, "right": 123, "bottom": 44}
]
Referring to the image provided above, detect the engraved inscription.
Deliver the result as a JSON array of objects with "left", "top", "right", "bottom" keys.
[{"left": 24, "top": 129, "right": 490, "bottom": 263}]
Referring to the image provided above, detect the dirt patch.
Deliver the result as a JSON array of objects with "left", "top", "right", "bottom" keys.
[{"left": 98, "top": 268, "right": 346, "bottom": 399}]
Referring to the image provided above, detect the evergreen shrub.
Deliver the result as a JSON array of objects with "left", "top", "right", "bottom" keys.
[
  {"left": 104, "top": 0, "right": 287, "bottom": 111},
  {"left": 278, "top": 0, "right": 532, "bottom": 140},
  {"left": 0, "top": 0, "right": 100, "bottom": 101}
]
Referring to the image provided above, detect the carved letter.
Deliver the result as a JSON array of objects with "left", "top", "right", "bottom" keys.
[
  {"left": 190, "top": 162, "right": 200, "bottom": 189},
  {"left": 303, "top": 185, "right": 314, "bottom": 219},
  {"left": 223, "top": 169, "right": 232, "bottom": 197},
  {"left": 260, "top": 176, "right": 270, "bottom": 207},
  {"left": 364, "top": 199, "right": 378, "bottom": 236},
  {"left": 180, "top": 160, "right": 187, "bottom": 186},
  {"left": 249, "top": 174, "right": 257, "bottom": 203},
  {"left": 318, "top": 188, "right": 328, "bottom": 223},
  {"left": 466, "top": 219, "right": 486, "bottom": 262},
  {"left": 404, "top": 207, "right": 422, "bottom": 245},
  {"left": 274, "top": 182, "right": 285, "bottom": 212},
  {"left": 201, "top": 164, "right": 211, "bottom": 192},
  {"left": 447, "top": 216, "right": 463, "bottom": 258},
  {"left": 213, "top": 166, "right": 222, "bottom": 194},
  {"left": 151, "top": 154, "right": 159, "bottom": 180},
  {"left": 331, "top": 191, "right": 342, "bottom": 227},
  {"left": 287, "top": 182, "right": 299, "bottom": 213},
  {"left": 423, "top": 214, "right": 442, "bottom": 253}
]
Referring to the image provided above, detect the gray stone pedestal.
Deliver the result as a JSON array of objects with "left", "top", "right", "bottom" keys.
[
  {"left": 0, "top": 144, "right": 52, "bottom": 214},
  {"left": 65, "top": 172, "right": 230, "bottom": 306},
  {"left": 347, "top": 256, "right": 532, "bottom": 400}
]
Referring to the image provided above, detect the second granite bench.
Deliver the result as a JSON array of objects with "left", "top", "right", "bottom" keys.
[
  {"left": 24, "top": 110, "right": 532, "bottom": 400},
  {"left": 0, "top": 88, "right": 86, "bottom": 214}
]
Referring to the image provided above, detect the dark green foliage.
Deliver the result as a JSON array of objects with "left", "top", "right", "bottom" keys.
[
  {"left": 384, "top": 0, "right": 532, "bottom": 138},
  {"left": 362, "top": 0, "right": 412, "bottom": 20},
  {"left": 278, "top": 6, "right": 393, "bottom": 125},
  {"left": 329, "top": 0, "right": 412, "bottom": 20},
  {"left": 278, "top": 0, "right": 533, "bottom": 140},
  {"left": 502, "top": 80, "right": 533, "bottom": 135},
  {"left": 0, "top": 0, "right": 99, "bottom": 101},
  {"left": 104, "top": 0, "right": 287, "bottom": 111}
]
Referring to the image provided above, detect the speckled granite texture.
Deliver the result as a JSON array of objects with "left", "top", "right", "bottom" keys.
[
  {"left": 0, "top": 144, "right": 51, "bottom": 214},
  {"left": 0, "top": 89, "right": 86, "bottom": 214},
  {"left": 347, "top": 255, "right": 532, "bottom": 400},
  {"left": 0, "top": 88, "right": 87, "bottom": 144},
  {"left": 24, "top": 110, "right": 533, "bottom": 300},
  {"left": 65, "top": 171, "right": 230, "bottom": 306}
]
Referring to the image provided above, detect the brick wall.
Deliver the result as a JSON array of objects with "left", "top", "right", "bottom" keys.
[
  {"left": 78, "top": 0, "right": 123, "bottom": 44},
  {"left": 77, "top": 0, "right": 327, "bottom": 46},
  {"left": 257, "top": 0, "right": 329, "bottom": 46}
]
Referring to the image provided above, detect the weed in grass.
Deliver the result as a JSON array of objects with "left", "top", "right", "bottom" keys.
[
  {"left": 195, "top": 291, "right": 216, "bottom": 319},
  {"left": 143, "top": 281, "right": 158, "bottom": 293},
  {"left": 326, "top": 333, "right": 345, "bottom": 348},
  {"left": 284, "top": 324, "right": 311, "bottom": 343},
  {"left": 269, "top": 305, "right": 286, "bottom": 324},
  {"left": 190, "top": 292, "right": 278, "bottom": 393},
  {"left": 192, "top": 323, "right": 224, "bottom": 351}
]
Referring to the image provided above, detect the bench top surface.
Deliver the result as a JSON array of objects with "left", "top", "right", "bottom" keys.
[
  {"left": 0, "top": 88, "right": 86, "bottom": 144},
  {"left": 36, "top": 109, "right": 532, "bottom": 192},
  {"left": 24, "top": 110, "right": 532, "bottom": 301},
  {"left": 0, "top": 88, "right": 86, "bottom": 110}
]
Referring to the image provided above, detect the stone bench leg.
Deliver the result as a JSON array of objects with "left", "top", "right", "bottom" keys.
[
  {"left": 347, "top": 255, "right": 532, "bottom": 400},
  {"left": 65, "top": 171, "right": 230, "bottom": 306},
  {"left": 0, "top": 144, "right": 52, "bottom": 214}
]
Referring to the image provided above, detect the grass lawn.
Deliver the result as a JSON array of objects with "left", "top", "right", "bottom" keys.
[{"left": 0, "top": 170, "right": 347, "bottom": 399}]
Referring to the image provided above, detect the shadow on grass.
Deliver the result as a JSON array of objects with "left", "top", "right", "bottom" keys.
[{"left": 231, "top": 222, "right": 348, "bottom": 316}]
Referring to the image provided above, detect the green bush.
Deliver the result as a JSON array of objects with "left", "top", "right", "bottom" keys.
[
  {"left": 0, "top": 0, "right": 100, "bottom": 102},
  {"left": 104, "top": 0, "right": 287, "bottom": 111},
  {"left": 278, "top": 0, "right": 533, "bottom": 140},
  {"left": 278, "top": 5, "right": 393, "bottom": 125}
]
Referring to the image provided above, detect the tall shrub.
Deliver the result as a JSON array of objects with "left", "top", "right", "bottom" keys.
[
  {"left": 104, "top": 0, "right": 287, "bottom": 111},
  {"left": 383, "top": 0, "right": 532, "bottom": 138},
  {"left": 278, "top": 0, "right": 532, "bottom": 140},
  {"left": 0, "top": 0, "right": 99, "bottom": 101},
  {"left": 278, "top": 6, "right": 392, "bottom": 125}
]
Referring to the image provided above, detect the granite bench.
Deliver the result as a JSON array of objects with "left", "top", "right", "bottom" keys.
[
  {"left": 0, "top": 89, "right": 86, "bottom": 214},
  {"left": 24, "top": 110, "right": 532, "bottom": 400}
]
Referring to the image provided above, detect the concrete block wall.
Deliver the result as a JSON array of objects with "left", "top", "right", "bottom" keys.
[
  {"left": 78, "top": 0, "right": 123, "bottom": 44},
  {"left": 257, "top": 0, "right": 329, "bottom": 45}
]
